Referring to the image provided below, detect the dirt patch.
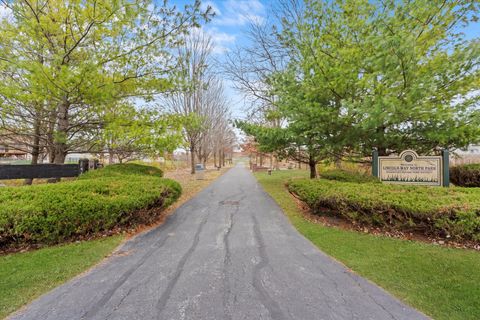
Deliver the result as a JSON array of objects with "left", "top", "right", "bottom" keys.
[{"left": 113, "top": 249, "right": 133, "bottom": 257}]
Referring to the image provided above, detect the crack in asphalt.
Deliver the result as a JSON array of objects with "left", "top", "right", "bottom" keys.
[
  {"left": 346, "top": 272, "right": 399, "bottom": 320},
  {"left": 155, "top": 208, "right": 210, "bottom": 318},
  {"left": 251, "top": 214, "right": 288, "bottom": 320},
  {"left": 220, "top": 194, "right": 246, "bottom": 320},
  {"left": 80, "top": 231, "right": 173, "bottom": 320},
  {"left": 222, "top": 205, "right": 236, "bottom": 320},
  {"left": 104, "top": 286, "right": 136, "bottom": 320},
  {"left": 297, "top": 251, "right": 357, "bottom": 319}
]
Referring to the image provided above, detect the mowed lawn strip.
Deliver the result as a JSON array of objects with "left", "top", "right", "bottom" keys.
[
  {"left": 255, "top": 170, "right": 480, "bottom": 320},
  {"left": 0, "top": 236, "right": 123, "bottom": 319}
]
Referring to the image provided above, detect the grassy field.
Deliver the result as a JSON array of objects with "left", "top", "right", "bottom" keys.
[
  {"left": 255, "top": 170, "right": 480, "bottom": 320},
  {"left": 0, "top": 236, "right": 123, "bottom": 319}
]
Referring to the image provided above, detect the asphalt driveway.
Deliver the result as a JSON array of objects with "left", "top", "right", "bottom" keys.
[{"left": 10, "top": 165, "right": 428, "bottom": 320}]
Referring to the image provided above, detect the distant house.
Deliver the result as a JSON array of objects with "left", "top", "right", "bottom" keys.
[
  {"left": 0, "top": 143, "right": 28, "bottom": 159},
  {"left": 456, "top": 145, "right": 480, "bottom": 155},
  {"left": 451, "top": 144, "right": 480, "bottom": 166}
]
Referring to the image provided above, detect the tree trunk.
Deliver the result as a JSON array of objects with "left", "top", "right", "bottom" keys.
[
  {"left": 213, "top": 149, "right": 217, "bottom": 168},
  {"left": 48, "top": 100, "right": 69, "bottom": 183},
  {"left": 335, "top": 156, "right": 342, "bottom": 169},
  {"left": 24, "top": 114, "right": 41, "bottom": 185},
  {"left": 309, "top": 157, "right": 317, "bottom": 179},
  {"left": 376, "top": 126, "right": 387, "bottom": 156},
  {"left": 53, "top": 99, "right": 69, "bottom": 164},
  {"left": 274, "top": 154, "right": 279, "bottom": 170},
  {"left": 377, "top": 146, "right": 387, "bottom": 157},
  {"left": 108, "top": 146, "right": 114, "bottom": 164},
  {"left": 195, "top": 146, "right": 202, "bottom": 167},
  {"left": 45, "top": 104, "right": 57, "bottom": 163},
  {"left": 190, "top": 144, "right": 196, "bottom": 174}
]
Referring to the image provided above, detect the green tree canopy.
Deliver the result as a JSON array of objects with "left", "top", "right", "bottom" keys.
[
  {"left": 0, "top": 0, "right": 211, "bottom": 164},
  {"left": 236, "top": 0, "right": 480, "bottom": 178},
  {"left": 276, "top": 0, "right": 480, "bottom": 157}
]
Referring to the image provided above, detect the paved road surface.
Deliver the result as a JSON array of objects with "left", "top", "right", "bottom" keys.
[{"left": 10, "top": 165, "right": 428, "bottom": 320}]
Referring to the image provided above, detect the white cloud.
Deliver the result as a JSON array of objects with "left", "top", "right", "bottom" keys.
[
  {"left": 201, "top": 1, "right": 222, "bottom": 16},
  {"left": 0, "top": 4, "right": 12, "bottom": 21},
  {"left": 205, "top": 27, "right": 236, "bottom": 54},
  {"left": 214, "top": 0, "right": 265, "bottom": 27}
]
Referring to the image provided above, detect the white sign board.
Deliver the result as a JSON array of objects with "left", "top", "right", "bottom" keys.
[{"left": 378, "top": 150, "right": 442, "bottom": 186}]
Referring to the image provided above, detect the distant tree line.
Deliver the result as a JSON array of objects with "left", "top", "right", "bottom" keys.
[{"left": 163, "top": 31, "right": 236, "bottom": 174}]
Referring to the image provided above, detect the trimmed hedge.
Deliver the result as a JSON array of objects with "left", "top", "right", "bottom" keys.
[
  {"left": 80, "top": 163, "right": 165, "bottom": 179},
  {"left": 319, "top": 169, "right": 379, "bottom": 184},
  {"left": 288, "top": 178, "right": 480, "bottom": 242},
  {"left": 0, "top": 164, "right": 181, "bottom": 247},
  {"left": 450, "top": 164, "right": 480, "bottom": 187}
]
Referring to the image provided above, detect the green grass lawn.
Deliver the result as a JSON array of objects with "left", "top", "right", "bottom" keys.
[
  {"left": 255, "top": 170, "right": 480, "bottom": 320},
  {"left": 0, "top": 236, "right": 123, "bottom": 319}
]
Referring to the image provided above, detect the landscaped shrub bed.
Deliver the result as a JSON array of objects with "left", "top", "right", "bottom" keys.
[
  {"left": 319, "top": 169, "right": 379, "bottom": 184},
  {"left": 0, "top": 164, "right": 181, "bottom": 248},
  {"left": 450, "top": 163, "right": 480, "bottom": 187},
  {"left": 287, "top": 177, "right": 480, "bottom": 242}
]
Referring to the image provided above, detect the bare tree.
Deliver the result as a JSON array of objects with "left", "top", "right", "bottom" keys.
[
  {"left": 222, "top": 18, "right": 288, "bottom": 125},
  {"left": 162, "top": 31, "right": 213, "bottom": 173},
  {"left": 195, "top": 78, "right": 230, "bottom": 168},
  {"left": 163, "top": 31, "right": 235, "bottom": 173},
  {"left": 222, "top": 1, "right": 305, "bottom": 169}
]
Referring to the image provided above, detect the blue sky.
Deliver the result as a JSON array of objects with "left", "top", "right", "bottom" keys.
[
  {"left": 170, "top": 0, "right": 272, "bottom": 119},
  {"left": 173, "top": 0, "right": 268, "bottom": 52},
  {"left": 198, "top": 0, "right": 270, "bottom": 118},
  {"left": 169, "top": 0, "right": 479, "bottom": 119}
]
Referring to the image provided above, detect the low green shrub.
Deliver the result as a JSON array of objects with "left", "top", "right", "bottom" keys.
[
  {"left": 450, "top": 164, "right": 480, "bottom": 187},
  {"left": 288, "top": 179, "right": 480, "bottom": 242},
  {"left": 0, "top": 164, "right": 180, "bottom": 247},
  {"left": 80, "top": 163, "right": 164, "bottom": 179},
  {"left": 319, "top": 169, "right": 379, "bottom": 184}
]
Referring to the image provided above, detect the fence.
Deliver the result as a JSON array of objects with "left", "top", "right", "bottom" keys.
[{"left": 0, "top": 159, "right": 100, "bottom": 180}]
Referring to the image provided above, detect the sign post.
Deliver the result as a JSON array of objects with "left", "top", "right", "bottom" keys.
[
  {"left": 441, "top": 149, "right": 450, "bottom": 187},
  {"left": 372, "top": 149, "right": 379, "bottom": 178}
]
